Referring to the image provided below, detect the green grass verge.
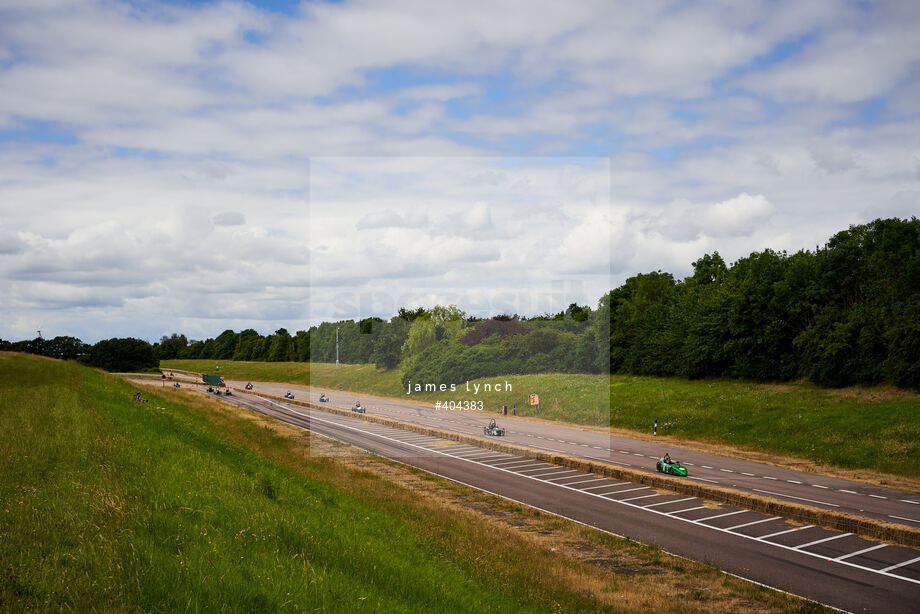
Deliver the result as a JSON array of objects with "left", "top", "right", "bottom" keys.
[
  {"left": 164, "top": 359, "right": 920, "bottom": 478},
  {"left": 609, "top": 375, "right": 920, "bottom": 477},
  {"left": 0, "top": 353, "right": 616, "bottom": 612}
]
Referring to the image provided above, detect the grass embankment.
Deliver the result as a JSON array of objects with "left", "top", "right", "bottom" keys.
[
  {"left": 164, "top": 359, "right": 920, "bottom": 480},
  {"left": 1, "top": 352, "right": 825, "bottom": 612}
]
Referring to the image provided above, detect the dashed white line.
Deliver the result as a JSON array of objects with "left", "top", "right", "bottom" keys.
[
  {"left": 869, "top": 494, "right": 887, "bottom": 499},
  {"left": 881, "top": 555, "right": 920, "bottom": 573},
  {"left": 836, "top": 544, "right": 887, "bottom": 561},
  {"left": 602, "top": 486, "right": 650, "bottom": 496},
  {"left": 565, "top": 478, "right": 609, "bottom": 487},
  {"left": 889, "top": 515, "right": 920, "bottom": 525},
  {"left": 582, "top": 482, "right": 630, "bottom": 492},
  {"left": 669, "top": 505, "right": 708, "bottom": 515},
  {"left": 726, "top": 516, "right": 781, "bottom": 531},
  {"left": 759, "top": 525, "right": 813, "bottom": 540},
  {"left": 686, "top": 476, "right": 720, "bottom": 484},
  {"left": 619, "top": 493, "right": 662, "bottom": 503},
  {"left": 796, "top": 533, "right": 851, "bottom": 550},
  {"left": 752, "top": 488, "right": 840, "bottom": 508},
  {"left": 644, "top": 497, "right": 696, "bottom": 508}
]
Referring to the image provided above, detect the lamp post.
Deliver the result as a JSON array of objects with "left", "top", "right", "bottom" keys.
[{"left": 335, "top": 326, "right": 339, "bottom": 366}]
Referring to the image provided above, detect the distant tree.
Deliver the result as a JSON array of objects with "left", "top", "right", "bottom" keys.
[
  {"left": 43, "top": 336, "right": 88, "bottom": 360},
  {"left": 155, "top": 333, "right": 188, "bottom": 360},
  {"left": 83, "top": 337, "right": 158, "bottom": 372}
]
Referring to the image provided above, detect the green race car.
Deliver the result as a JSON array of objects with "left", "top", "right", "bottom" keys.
[{"left": 656, "top": 457, "right": 688, "bottom": 477}]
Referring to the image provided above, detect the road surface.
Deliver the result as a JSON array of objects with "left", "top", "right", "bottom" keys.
[
  {"left": 225, "top": 379, "right": 920, "bottom": 533},
  {"left": 207, "top": 388, "right": 920, "bottom": 614}
]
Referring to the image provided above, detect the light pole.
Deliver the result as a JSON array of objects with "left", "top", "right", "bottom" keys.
[{"left": 335, "top": 326, "right": 339, "bottom": 366}]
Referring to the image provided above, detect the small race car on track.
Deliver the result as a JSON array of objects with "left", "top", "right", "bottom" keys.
[
  {"left": 656, "top": 456, "right": 688, "bottom": 476},
  {"left": 483, "top": 418, "right": 505, "bottom": 437},
  {"left": 351, "top": 401, "right": 365, "bottom": 414}
]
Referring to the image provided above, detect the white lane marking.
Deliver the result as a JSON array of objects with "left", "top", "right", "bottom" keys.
[
  {"left": 787, "top": 480, "right": 802, "bottom": 484},
  {"left": 903, "top": 500, "right": 920, "bottom": 505},
  {"left": 812, "top": 485, "right": 829, "bottom": 489},
  {"left": 701, "top": 465, "right": 713, "bottom": 469},
  {"left": 600, "top": 486, "right": 649, "bottom": 496},
  {"left": 452, "top": 449, "right": 497, "bottom": 457},
  {"left": 720, "top": 469, "right": 734, "bottom": 473},
  {"left": 752, "top": 488, "right": 840, "bottom": 508},
  {"left": 619, "top": 494, "right": 661, "bottom": 503},
  {"left": 763, "top": 476, "right": 777, "bottom": 480},
  {"left": 461, "top": 452, "right": 508, "bottom": 460},
  {"left": 836, "top": 544, "right": 887, "bottom": 561},
  {"left": 669, "top": 505, "right": 708, "bottom": 515},
  {"left": 501, "top": 462, "right": 550, "bottom": 471},
  {"left": 644, "top": 497, "right": 696, "bottom": 508},
  {"left": 261, "top": 399, "right": 920, "bottom": 588},
  {"left": 582, "top": 482, "right": 631, "bottom": 492},
  {"left": 620, "top": 450, "right": 630, "bottom": 454},
  {"left": 684, "top": 462, "right": 694, "bottom": 466},
  {"left": 490, "top": 458, "right": 542, "bottom": 467},
  {"left": 740, "top": 472, "right": 755, "bottom": 476},
  {"left": 839, "top": 489, "right": 858, "bottom": 494},
  {"left": 697, "top": 510, "right": 748, "bottom": 522},
  {"left": 565, "top": 478, "right": 611, "bottom": 487},
  {"left": 726, "top": 517, "right": 782, "bottom": 531},
  {"left": 796, "top": 533, "right": 851, "bottom": 550},
  {"left": 545, "top": 472, "right": 592, "bottom": 482},
  {"left": 686, "top": 476, "right": 720, "bottom": 484},
  {"left": 526, "top": 469, "right": 581, "bottom": 478},
  {"left": 515, "top": 466, "right": 559, "bottom": 474},
  {"left": 869, "top": 495, "right": 887, "bottom": 499},
  {"left": 889, "top": 515, "right": 920, "bottom": 525},
  {"left": 759, "top": 525, "right": 813, "bottom": 540},
  {"left": 881, "top": 555, "right": 920, "bottom": 573}
]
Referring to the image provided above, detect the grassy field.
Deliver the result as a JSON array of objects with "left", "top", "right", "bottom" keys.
[
  {"left": 164, "top": 359, "right": 920, "bottom": 479},
  {"left": 2, "top": 352, "right": 829, "bottom": 612}
]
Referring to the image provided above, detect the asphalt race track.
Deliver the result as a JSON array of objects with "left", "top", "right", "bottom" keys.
[
  {"left": 211, "top": 388, "right": 920, "bottom": 614},
  {"left": 226, "top": 379, "right": 920, "bottom": 531}
]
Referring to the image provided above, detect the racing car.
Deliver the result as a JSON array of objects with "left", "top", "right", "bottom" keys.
[
  {"left": 351, "top": 401, "right": 365, "bottom": 414},
  {"left": 656, "top": 455, "right": 688, "bottom": 477},
  {"left": 319, "top": 393, "right": 328, "bottom": 403},
  {"left": 483, "top": 418, "right": 505, "bottom": 436}
]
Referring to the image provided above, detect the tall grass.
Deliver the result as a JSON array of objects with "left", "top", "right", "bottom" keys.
[{"left": 0, "top": 353, "right": 608, "bottom": 612}]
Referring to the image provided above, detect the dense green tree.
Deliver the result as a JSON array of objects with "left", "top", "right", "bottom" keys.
[{"left": 83, "top": 337, "right": 157, "bottom": 372}]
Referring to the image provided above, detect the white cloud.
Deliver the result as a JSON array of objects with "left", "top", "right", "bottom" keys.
[{"left": 1, "top": 1, "right": 918, "bottom": 340}]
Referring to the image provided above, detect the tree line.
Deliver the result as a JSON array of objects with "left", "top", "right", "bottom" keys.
[{"left": 2, "top": 218, "right": 917, "bottom": 390}]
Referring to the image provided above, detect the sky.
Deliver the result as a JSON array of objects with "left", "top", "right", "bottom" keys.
[{"left": 1, "top": 0, "right": 918, "bottom": 343}]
